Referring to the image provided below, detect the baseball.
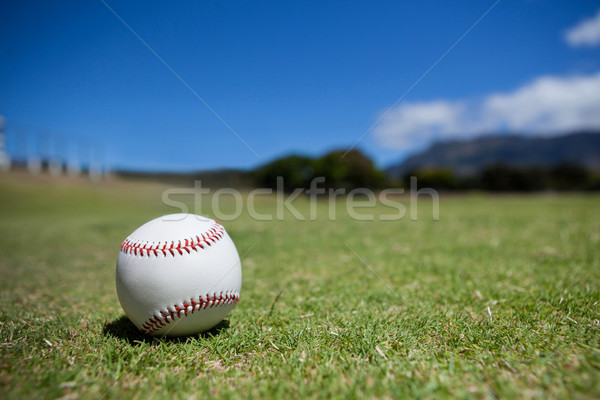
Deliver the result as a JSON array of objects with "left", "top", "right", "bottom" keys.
[{"left": 116, "top": 213, "right": 242, "bottom": 336}]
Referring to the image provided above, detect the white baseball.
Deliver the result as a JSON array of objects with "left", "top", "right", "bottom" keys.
[{"left": 116, "top": 213, "right": 242, "bottom": 336}]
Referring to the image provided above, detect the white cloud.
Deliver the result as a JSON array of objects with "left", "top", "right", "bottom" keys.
[
  {"left": 374, "top": 101, "right": 465, "bottom": 150},
  {"left": 374, "top": 71, "right": 600, "bottom": 152},
  {"left": 564, "top": 9, "right": 600, "bottom": 47}
]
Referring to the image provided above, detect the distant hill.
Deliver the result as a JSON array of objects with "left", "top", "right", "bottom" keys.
[{"left": 386, "top": 132, "right": 600, "bottom": 178}]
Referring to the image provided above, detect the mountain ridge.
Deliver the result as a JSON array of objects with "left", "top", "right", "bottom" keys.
[{"left": 386, "top": 131, "right": 600, "bottom": 178}]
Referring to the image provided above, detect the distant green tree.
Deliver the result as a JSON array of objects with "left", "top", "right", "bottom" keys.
[
  {"left": 251, "top": 149, "right": 387, "bottom": 191},
  {"left": 252, "top": 155, "right": 314, "bottom": 191},
  {"left": 479, "top": 164, "right": 547, "bottom": 191},
  {"left": 549, "top": 163, "right": 591, "bottom": 190},
  {"left": 313, "top": 149, "right": 387, "bottom": 190},
  {"left": 403, "top": 168, "right": 460, "bottom": 190}
]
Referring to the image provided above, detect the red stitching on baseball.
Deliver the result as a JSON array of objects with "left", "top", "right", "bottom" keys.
[
  {"left": 140, "top": 291, "right": 240, "bottom": 335},
  {"left": 120, "top": 221, "right": 225, "bottom": 257}
]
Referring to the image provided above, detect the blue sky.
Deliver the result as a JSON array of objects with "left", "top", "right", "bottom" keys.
[{"left": 1, "top": 1, "right": 599, "bottom": 172}]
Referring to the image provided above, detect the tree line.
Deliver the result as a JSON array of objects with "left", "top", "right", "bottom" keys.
[
  {"left": 252, "top": 149, "right": 600, "bottom": 192},
  {"left": 405, "top": 163, "right": 600, "bottom": 191},
  {"left": 117, "top": 148, "right": 600, "bottom": 191},
  {"left": 252, "top": 149, "right": 387, "bottom": 191}
]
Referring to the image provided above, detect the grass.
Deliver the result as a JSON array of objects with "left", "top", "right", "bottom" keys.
[{"left": 0, "top": 172, "right": 599, "bottom": 399}]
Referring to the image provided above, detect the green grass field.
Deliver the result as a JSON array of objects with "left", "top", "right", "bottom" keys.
[{"left": 1, "top": 172, "right": 599, "bottom": 399}]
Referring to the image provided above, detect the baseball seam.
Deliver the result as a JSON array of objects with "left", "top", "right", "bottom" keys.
[
  {"left": 140, "top": 291, "right": 240, "bottom": 335},
  {"left": 120, "top": 221, "right": 225, "bottom": 257}
]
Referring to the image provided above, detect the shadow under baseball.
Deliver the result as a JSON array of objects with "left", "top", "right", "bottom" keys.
[{"left": 103, "top": 315, "right": 231, "bottom": 345}]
